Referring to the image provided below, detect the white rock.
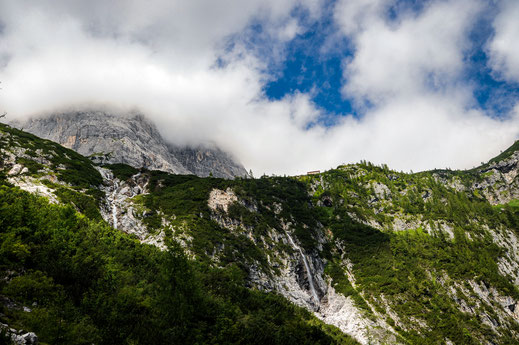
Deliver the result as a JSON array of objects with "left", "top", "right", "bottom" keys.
[
  {"left": 96, "top": 167, "right": 166, "bottom": 250},
  {"left": 208, "top": 188, "right": 238, "bottom": 213},
  {"left": 7, "top": 176, "right": 59, "bottom": 204},
  {"left": 8, "top": 164, "right": 23, "bottom": 175}
]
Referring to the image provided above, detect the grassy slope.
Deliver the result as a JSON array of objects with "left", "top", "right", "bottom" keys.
[
  {"left": 0, "top": 124, "right": 358, "bottom": 344},
  {"left": 130, "top": 160, "right": 519, "bottom": 343},
  {"left": 0, "top": 123, "right": 102, "bottom": 188},
  {"left": 300, "top": 163, "right": 519, "bottom": 344},
  {"left": 0, "top": 123, "right": 104, "bottom": 220},
  {"left": 4, "top": 123, "right": 519, "bottom": 344},
  {"left": 485, "top": 140, "right": 519, "bottom": 167},
  {"left": 102, "top": 143, "right": 519, "bottom": 344}
]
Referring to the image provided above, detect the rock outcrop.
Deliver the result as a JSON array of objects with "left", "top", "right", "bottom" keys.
[
  {"left": 96, "top": 166, "right": 167, "bottom": 249},
  {"left": 473, "top": 150, "right": 519, "bottom": 205},
  {"left": 14, "top": 111, "right": 248, "bottom": 179},
  {"left": 205, "top": 187, "right": 397, "bottom": 344},
  {"left": 5, "top": 121, "right": 519, "bottom": 344},
  {"left": 1, "top": 322, "right": 38, "bottom": 345}
]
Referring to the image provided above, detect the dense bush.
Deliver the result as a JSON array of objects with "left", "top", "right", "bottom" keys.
[
  {"left": 0, "top": 184, "right": 357, "bottom": 345},
  {"left": 303, "top": 162, "right": 519, "bottom": 344},
  {"left": 103, "top": 163, "right": 139, "bottom": 181}
]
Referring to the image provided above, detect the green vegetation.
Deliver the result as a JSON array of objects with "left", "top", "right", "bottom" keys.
[
  {"left": 4, "top": 122, "right": 519, "bottom": 344},
  {"left": 54, "top": 186, "right": 103, "bottom": 221},
  {"left": 494, "top": 198, "right": 519, "bottom": 209},
  {"left": 15, "top": 157, "right": 44, "bottom": 174},
  {"left": 302, "top": 162, "right": 519, "bottom": 344},
  {"left": 232, "top": 176, "right": 321, "bottom": 251},
  {"left": 484, "top": 140, "right": 519, "bottom": 167},
  {"left": 325, "top": 262, "right": 372, "bottom": 315},
  {"left": 0, "top": 184, "right": 358, "bottom": 345},
  {"left": 103, "top": 163, "right": 139, "bottom": 181},
  {"left": 0, "top": 123, "right": 102, "bottom": 189},
  {"left": 133, "top": 172, "right": 324, "bottom": 274}
]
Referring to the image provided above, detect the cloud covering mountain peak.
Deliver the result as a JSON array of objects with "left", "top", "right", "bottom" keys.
[{"left": 1, "top": 0, "right": 519, "bottom": 175}]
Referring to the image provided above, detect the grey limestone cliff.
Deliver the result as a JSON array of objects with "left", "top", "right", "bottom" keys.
[
  {"left": 13, "top": 111, "right": 248, "bottom": 179},
  {"left": 168, "top": 144, "right": 249, "bottom": 178}
]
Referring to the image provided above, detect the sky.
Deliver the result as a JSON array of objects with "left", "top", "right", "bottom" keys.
[{"left": 1, "top": 0, "right": 519, "bottom": 175}]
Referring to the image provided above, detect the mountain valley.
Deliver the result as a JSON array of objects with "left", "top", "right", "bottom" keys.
[{"left": 2, "top": 121, "right": 519, "bottom": 344}]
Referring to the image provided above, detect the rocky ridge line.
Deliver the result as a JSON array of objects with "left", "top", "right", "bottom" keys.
[{"left": 13, "top": 111, "right": 248, "bottom": 179}]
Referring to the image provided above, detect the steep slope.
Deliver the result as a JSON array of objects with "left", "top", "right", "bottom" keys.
[
  {"left": 168, "top": 144, "right": 249, "bottom": 179},
  {"left": 469, "top": 141, "right": 519, "bottom": 205},
  {"left": 0, "top": 123, "right": 356, "bottom": 345},
  {"left": 300, "top": 164, "right": 519, "bottom": 344},
  {"left": 13, "top": 110, "right": 248, "bottom": 179},
  {"left": 3, "top": 122, "right": 519, "bottom": 344}
]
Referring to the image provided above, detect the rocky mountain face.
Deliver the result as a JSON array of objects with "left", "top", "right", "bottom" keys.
[
  {"left": 3, "top": 122, "right": 519, "bottom": 345},
  {"left": 168, "top": 144, "right": 249, "bottom": 179},
  {"left": 13, "top": 110, "right": 247, "bottom": 179}
]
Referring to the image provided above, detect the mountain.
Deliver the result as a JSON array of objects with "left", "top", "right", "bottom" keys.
[
  {"left": 12, "top": 110, "right": 248, "bottom": 179},
  {"left": 0, "top": 123, "right": 355, "bottom": 345},
  {"left": 2, "top": 122, "right": 519, "bottom": 345}
]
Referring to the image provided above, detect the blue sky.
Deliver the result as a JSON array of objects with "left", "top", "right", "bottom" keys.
[
  {"left": 264, "top": 12, "right": 355, "bottom": 122},
  {"left": 1, "top": 0, "right": 519, "bottom": 174},
  {"left": 263, "top": 0, "right": 519, "bottom": 120}
]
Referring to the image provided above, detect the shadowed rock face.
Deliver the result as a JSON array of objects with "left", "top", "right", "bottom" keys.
[
  {"left": 14, "top": 110, "right": 248, "bottom": 179},
  {"left": 168, "top": 144, "right": 249, "bottom": 179}
]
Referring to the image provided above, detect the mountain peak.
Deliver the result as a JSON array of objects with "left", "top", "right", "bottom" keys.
[{"left": 13, "top": 110, "right": 248, "bottom": 179}]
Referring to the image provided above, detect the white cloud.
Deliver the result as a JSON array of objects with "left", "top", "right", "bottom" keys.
[
  {"left": 325, "top": 0, "right": 519, "bottom": 172},
  {"left": 278, "top": 19, "right": 303, "bottom": 42},
  {"left": 338, "top": 0, "right": 481, "bottom": 103},
  {"left": 0, "top": 0, "right": 518, "bottom": 176},
  {"left": 487, "top": 0, "right": 519, "bottom": 83},
  {"left": 334, "top": 0, "right": 388, "bottom": 36}
]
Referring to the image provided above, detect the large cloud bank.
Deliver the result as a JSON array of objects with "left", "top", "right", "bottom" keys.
[{"left": 0, "top": 0, "right": 518, "bottom": 175}]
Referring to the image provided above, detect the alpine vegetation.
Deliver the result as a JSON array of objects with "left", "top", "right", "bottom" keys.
[
  {"left": 3, "top": 122, "right": 519, "bottom": 344},
  {"left": 2, "top": 1, "right": 519, "bottom": 344}
]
